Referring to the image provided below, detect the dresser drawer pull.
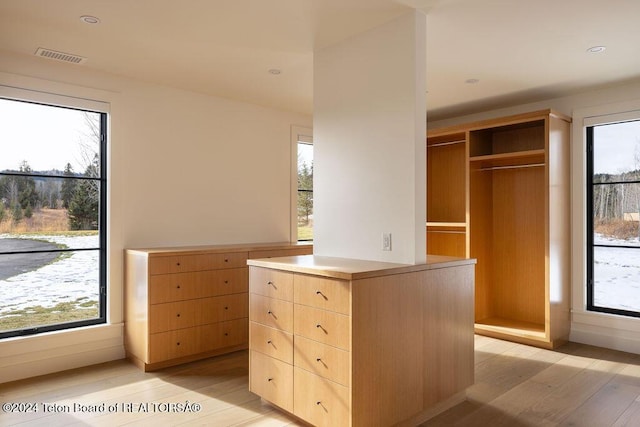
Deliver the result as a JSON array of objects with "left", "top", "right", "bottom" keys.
[
  {"left": 224, "top": 332, "right": 229, "bottom": 336},
  {"left": 176, "top": 342, "right": 180, "bottom": 346},
  {"left": 267, "top": 310, "right": 277, "bottom": 318},
  {"left": 317, "top": 358, "right": 327, "bottom": 367},
  {"left": 317, "top": 401, "right": 328, "bottom": 412},
  {"left": 176, "top": 285, "right": 181, "bottom": 289},
  {"left": 316, "top": 324, "right": 327, "bottom": 333},
  {"left": 224, "top": 280, "right": 229, "bottom": 284},
  {"left": 267, "top": 378, "right": 273, "bottom": 382},
  {"left": 267, "top": 280, "right": 276, "bottom": 288},
  {"left": 315, "top": 290, "right": 328, "bottom": 300},
  {"left": 267, "top": 340, "right": 273, "bottom": 345},
  {"left": 176, "top": 262, "right": 180, "bottom": 266},
  {"left": 224, "top": 306, "right": 229, "bottom": 310},
  {"left": 224, "top": 258, "right": 229, "bottom": 263},
  {"left": 176, "top": 313, "right": 181, "bottom": 317}
]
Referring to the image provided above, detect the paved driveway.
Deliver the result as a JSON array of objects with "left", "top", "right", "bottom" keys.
[{"left": 0, "top": 238, "right": 61, "bottom": 281}]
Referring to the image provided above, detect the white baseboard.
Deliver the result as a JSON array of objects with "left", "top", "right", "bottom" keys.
[
  {"left": 570, "top": 311, "right": 640, "bottom": 355},
  {"left": 0, "top": 323, "right": 125, "bottom": 383}
]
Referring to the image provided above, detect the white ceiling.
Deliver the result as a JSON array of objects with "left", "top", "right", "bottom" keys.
[{"left": 1, "top": 0, "right": 639, "bottom": 121}]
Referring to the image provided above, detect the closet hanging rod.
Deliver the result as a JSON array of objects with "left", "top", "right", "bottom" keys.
[
  {"left": 478, "top": 163, "right": 545, "bottom": 171},
  {"left": 428, "top": 140, "right": 465, "bottom": 148}
]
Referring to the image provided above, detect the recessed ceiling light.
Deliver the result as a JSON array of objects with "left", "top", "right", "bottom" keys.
[
  {"left": 465, "top": 78, "right": 480, "bottom": 84},
  {"left": 80, "top": 15, "right": 100, "bottom": 24},
  {"left": 587, "top": 46, "right": 606, "bottom": 53},
  {"left": 268, "top": 69, "right": 282, "bottom": 75}
]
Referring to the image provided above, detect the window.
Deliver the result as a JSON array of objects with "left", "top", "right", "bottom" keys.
[
  {"left": 0, "top": 97, "right": 107, "bottom": 338},
  {"left": 297, "top": 138, "right": 313, "bottom": 241},
  {"left": 587, "top": 118, "right": 640, "bottom": 317},
  {"left": 291, "top": 126, "right": 313, "bottom": 242}
]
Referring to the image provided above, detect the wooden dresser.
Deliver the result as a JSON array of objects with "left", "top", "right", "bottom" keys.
[
  {"left": 124, "top": 242, "right": 312, "bottom": 371},
  {"left": 247, "top": 254, "right": 476, "bottom": 426}
]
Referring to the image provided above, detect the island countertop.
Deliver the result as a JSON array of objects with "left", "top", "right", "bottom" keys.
[{"left": 246, "top": 254, "right": 475, "bottom": 281}]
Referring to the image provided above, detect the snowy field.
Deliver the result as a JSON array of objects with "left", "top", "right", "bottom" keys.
[
  {"left": 594, "top": 233, "right": 640, "bottom": 312},
  {"left": 0, "top": 234, "right": 99, "bottom": 317},
  {"left": 0, "top": 233, "right": 638, "bottom": 320}
]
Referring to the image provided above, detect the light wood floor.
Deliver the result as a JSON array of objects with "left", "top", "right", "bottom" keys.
[{"left": 1, "top": 335, "right": 640, "bottom": 426}]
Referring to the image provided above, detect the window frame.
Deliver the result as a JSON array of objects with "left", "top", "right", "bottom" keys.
[
  {"left": 585, "top": 115, "right": 640, "bottom": 319},
  {"left": 0, "top": 91, "right": 108, "bottom": 339},
  {"left": 290, "top": 125, "right": 313, "bottom": 242}
]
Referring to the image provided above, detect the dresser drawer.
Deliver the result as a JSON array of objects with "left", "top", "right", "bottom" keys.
[
  {"left": 250, "top": 294, "right": 293, "bottom": 333},
  {"left": 250, "top": 321, "right": 294, "bottom": 364},
  {"left": 249, "top": 267, "right": 293, "bottom": 301},
  {"left": 294, "top": 335, "right": 350, "bottom": 386},
  {"left": 294, "top": 367, "right": 349, "bottom": 427},
  {"left": 149, "top": 293, "right": 248, "bottom": 333},
  {"left": 149, "top": 319, "right": 247, "bottom": 363},
  {"left": 294, "top": 274, "right": 350, "bottom": 315},
  {"left": 294, "top": 304, "right": 350, "bottom": 350},
  {"left": 149, "top": 268, "right": 247, "bottom": 304},
  {"left": 149, "top": 251, "right": 248, "bottom": 275},
  {"left": 250, "top": 350, "right": 293, "bottom": 413}
]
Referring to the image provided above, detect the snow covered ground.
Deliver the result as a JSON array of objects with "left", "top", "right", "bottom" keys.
[
  {"left": 594, "top": 233, "right": 640, "bottom": 312},
  {"left": 0, "top": 232, "right": 638, "bottom": 320},
  {"left": 0, "top": 234, "right": 99, "bottom": 317}
]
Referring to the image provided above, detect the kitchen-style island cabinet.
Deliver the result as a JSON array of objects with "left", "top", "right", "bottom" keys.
[{"left": 247, "top": 254, "right": 476, "bottom": 426}]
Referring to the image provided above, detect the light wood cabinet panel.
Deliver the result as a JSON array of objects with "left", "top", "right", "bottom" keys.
[
  {"left": 294, "top": 335, "right": 350, "bottom": 386},
  {"left": 149, "top": 267, "right": 247, "bottom": 304},
  {"left": 148, "top": 318, "right": 247, "bottom": 364},
  {"left": 249, "top": 294, "right": 294, "bottom": 333},
  {"left": 248, "top": 256, "right": 475, "bottom": 426},
  {"left": 124, "top": 242, "right": 311, "bottom": 371},
  {"left": 294, "top": 304, "right": 350, "bottom": 351},
  {"left": 249, "top": 267, "right": 293, "bottom": 301},
  {"left": 249, "top": 350, "right": 293, "bottom": 413},
  {"left": 249, "top": 321, "right": 293, "bottom": 364},
  {"left": 427, "top": 109, "right": 571, "bottom": 349},
  {"left": 149, "top": 293, "right": 248, "bottom": 334},
  {"left": 293, "top": 367, "right": 349, "bottom": 427},
  {"left": 149, "top": 251, "right": 248, "bottom": 275},
  {"left": 294, "top": 274, "right": 350, "bottom": 315}
]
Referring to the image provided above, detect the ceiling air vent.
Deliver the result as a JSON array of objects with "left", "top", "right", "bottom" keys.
[{"left": 35, "top": 47, "right": 87, "bottom": 65}]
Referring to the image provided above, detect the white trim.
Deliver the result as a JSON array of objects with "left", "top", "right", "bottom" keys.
[
  {"left": 0, "top": 78, "right": 123, "bottom": 382},
  {"left": 0, "top": 84, "right": 109, "bottom": 113},
  {"left": 290, "top": 125, "right": 313, "bottom": 243},
  {"left": 570, "top": 98, "right": 640, "bottom": 354},
  {"left": 0, "top": 323, "right": 124, "bottom": 383}
]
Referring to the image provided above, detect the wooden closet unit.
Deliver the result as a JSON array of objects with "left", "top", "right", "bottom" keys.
[
  {"left": 426, "top": 131, "right": 468, "bottom": 258},
  {"left": 427, "top": 109, "right": 571, "bottom": 349}
]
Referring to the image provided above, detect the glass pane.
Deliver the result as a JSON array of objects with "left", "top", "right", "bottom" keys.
[
  {"left": 593, "top": 183, "right": 640, "bottom": 247},
  {"left": 593, "top": 120, "right": 640, "bottom": 183},
  {"left": 0, "top": 247, "right": 100, "bottom": 333},
  {"left": 297, "top": 141, "right": 313, "bottom": 241},
  {"left": 0, "top": 99, "right": 101, "bottom": 178},
  {"left": 297, "top": 142, "right": 313, "bottom": 191},
  {"left": 0, "top": 177, "right": 101, "bottom": 235},
  {"left": 593, "top": 246, "right": 640, "bottom": 312}
]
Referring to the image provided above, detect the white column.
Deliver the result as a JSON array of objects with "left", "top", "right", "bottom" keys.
[{"left": 313, "top": 10, "right": 426, "bottom": 264}]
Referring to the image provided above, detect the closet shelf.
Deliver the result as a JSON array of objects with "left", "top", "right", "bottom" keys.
[{"left": 470, "top": 149, "right": 545, "bottom": 168}]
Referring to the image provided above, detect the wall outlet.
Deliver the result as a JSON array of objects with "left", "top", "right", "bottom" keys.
[{"left": 382, "top": 233, "right": 392, "bottom": 251}]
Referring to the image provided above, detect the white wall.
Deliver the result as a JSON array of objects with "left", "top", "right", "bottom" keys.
[
  {"left": 428, "top": 79, "right": 640, "bottom": 355},
  {"left": 0, "top": 51, "right": 311, "bottom": 382},
  {"left": 313, "top": 11, "right": 427, "bottom": 264}
]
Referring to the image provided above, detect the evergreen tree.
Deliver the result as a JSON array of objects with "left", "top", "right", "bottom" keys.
[
  {"left": 16, "top": 161, "right": 38, "bottom": 210},
  {"left": 68, "top": 156, "right": 99, "bottom": 230},
  {"left": 297, "top": 161, "right": 313, "bottom": 225},
  {"left": 60, "top": 163, "right": 77, "bottom": 209}
]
